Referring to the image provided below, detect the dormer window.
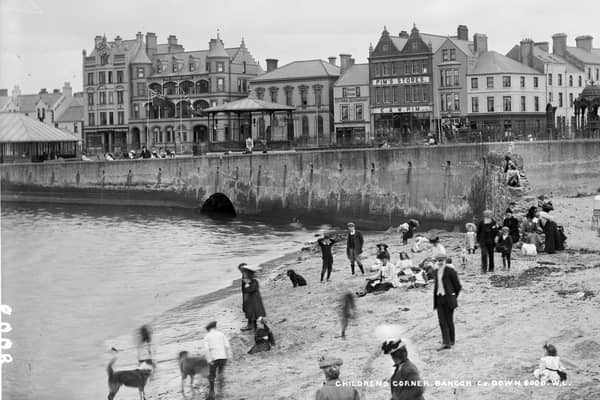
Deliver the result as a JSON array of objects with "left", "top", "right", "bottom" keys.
[{"left": 100, "top": 54, "right": 109, "bottom": 65}]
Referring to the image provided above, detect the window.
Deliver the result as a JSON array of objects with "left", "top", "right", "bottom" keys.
[
  {"left": 487, "top": 97, "right": 494, "bottom": 112},
  {"left": 440, "top": 94, "right": 446, "bottom": 112},
  {"left": 413, "top": 86, "right": 419, "bottom": 102},
  {"left": 423, "top": 86, "right": 428, "bottom": 102},
  {"left": 99, "top": 92, "right": 106, "bottom": 105},
  {"left": 520, "top": 76, "right": 525, "bottom": 88},
  {"left": 533, "top": 77, "right": 539, "bottom": 88},
  {"left": 521, "top": 96, "right": 526, "bottom": 112},
  {"left": 355, "top": 104, "right": 363, "bottom": 120},
  {"left": 534, "top": 96, "right": 539, "bottom": 111},
  {"left": 487, "top": 77, "right": 494, "bottom": 88},
  {"left": 472, "top": 97, "right": 479, "bottom": 113},
  {"left": 404, "top": 63, "right": 410, "bottom": 75},
  {"left": 74, "top": 123, "right": 78, "bottom": 133},
  {"left": 269, "top": 87, "right": 278, "bottom": 103},
  {"left": 442, "top": 49, "right": 448, "bottom": 61},
  {"left": 449, "top": 49, "right": 456, "bottom": 61},
  {"left": 88, "top": 113, "right": 95, "bottom": 126},
  {"left": 393, "top": 86, "right": 400, "bottom": 102},
  {"left": 87, "top": 93, "right": 94, "bottom": 106},
  {"left": 569, "top": 75, "right": 573, "bottom": 86},
  {"left": 216, "top": 78, "right": 224, "bottom": 92},
  {"left": 100, "top": 112, "right": 107, "bottom": 125},
  {"left": 117, "top": 91, "right": 123, "bottom": 104},
  {"left": 189, "top": 63, "right": 196, "bottom": 72},
  {"left": 87, "top": 72, "right": 94, "bottom": 85},
  {"left": 99, "top": 71, "right": 106, "bottom": 84},
  {"left": 109, "top": 112, "right": 114, "bottom": 125},
  {"left": 579, "top": 76, "right": 582, "bottom": 87},
  {"left": 503, "top": 96, "right": 511, "bottom": 111},
  {"left": 137, "top": 83, "right": 145, "bottom": 97},
  {"left": 502, "top": 76, "right": 511, "bottom": 87},
  {"left": 453, "top": 93, "right": 460, "bottom": 111},
  {"left": 285, "top": 87, "right": 293, "bottom": 106},
  {"left": 314, "top": 86, "right": 322, "bottom": 106},
  {"left": 569, "top": 93, "right": 574, "bottom": 107},
  {"left": 341, "top": 104, "right": 349, "bottom": 121},
  {"left": 137, "top": 67, "right": 144, "bottom": 78},
  {"left": 383, "top": 63, "right": 391, "bottom": 75},
  {"left": 172, "top": 63, "right": 177, "bottom": 73},
  {"left": 300, "top": 86, "right": 308, "bottom": 107},
  {"left": 558, "top": 92, "right": 563, "bottom": 107},
  {"left": 355, "top": 87, "right": 361, "bottom": 97},
  {"left": 216, "top": 62, "right": 224, "bottom": 72},
  {"left": 375, "top": 87, "right": 383, "bottom": 104},
  {"left": 117, "top": 70, "right": 123, "bottom": 83},
  {"left": 243, "top": 61, "right": 247, "bottom": 74},
  {"left": 100, "top": 54, "right": 109, "bottom": 65},
  {"left": 373, "top": 63, "right": 381, "bottom": 77},
  {"left": 549, "top": 92, "right": 553, "bottom": 102},
  {"left": 384, "top": 87, "right": 391, "bottom": 103},
  {"left": 206, "top": 62, "right": 211, "bottom": 73},
  {"left": 471, "top": 77, "right": 478, "bottom": 89},
  {"left": 412, "top": 62, "right": 419, "bottom": 74},
  {"left": 558, "top": 74, "right": 563, "bottom": 86},
  {"left": 422, "top": 63, "right": 428, "bottom": 74},
  {"left": 342, "top": 88, "right": 348, "bottom": 97},
  {"left": 405, "top": 86, "right": 411, "bottom": 102},
  {"left": 108, "top": 71, "right": 113, "bottom": 84},
  {"left": 133, "top": 104, "right": 139, "bottom": 119},
  {"left": 108, "top": 92, "right": 113, "bottom": 104},
  {"left": 548, "top": 73, "right": 553, "bottom": 85}
]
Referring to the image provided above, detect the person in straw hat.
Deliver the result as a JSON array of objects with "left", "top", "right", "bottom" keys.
[
  {"left": 315, "top": 356, "right": 360, "bottom": 400},
  {"left": 239, "top": 263, "right": 266, "bottom": 332},
  {"left": 381, "top": 337, "right": 424, "bottom": 400},
  {"left": 432, "top": 252, "right": 462, "bottom": 350}
]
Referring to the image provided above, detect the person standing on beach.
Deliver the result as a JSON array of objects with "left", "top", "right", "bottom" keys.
[
  {"left": 239, "top": 263, "right": 249, "bottom": 328},
  {"left": 382, "top": 338, "right": 424, "bottom": 400},
  {"left": 136, "top": 324, "right": 155, "bottom": 370},
  {"left": 346, "top": 222, "right": 364, "bottom": 275},
  {"left": 496, "top": 226, "right": 513, "bottom": 270},
  {"left": 240, "top": 265, "right": 266, "bottom": 332},
  {"left": 433, "top": 254, "right": 462, "bottom": 350},
  {"left": 477, "top": 210, "right": 499, "bottom": 273},
  {"left": 204, "top": 321, "right": 232, "bottom": 400},
  {"left": 315, "top": 356, "right": 360, "bottom": 400},
  {"left": 339, "top": 292, "right": 356, "bottom": 339},
  {"left": 502, "top": 208, "right": 520, "bottom": 244},
  {"left": 317, "top": 234, "right": 336, "bottom": 282}
]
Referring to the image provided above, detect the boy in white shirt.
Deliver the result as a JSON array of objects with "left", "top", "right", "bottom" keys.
[{"left": 204, "top": 321, "right": 232, "bottom": 400}]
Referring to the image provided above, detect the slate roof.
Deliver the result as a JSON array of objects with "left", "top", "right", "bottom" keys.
[
  {"left": 55, "top": 97, "right": 84, "bottom": 123},
  {"left": 469, "top": 51, "right": 542, "bottom": 75},
  {"left": 204, "top": 97, "right": 295, "bottom": 113},
  {"left": 533, "top": 47, "right": 583, "bottom": 73},
  {"left": 567, "top": 46, "right": 600, "bottom": 64},
  {"left": 15, "top": 93, "right": 63, "bottom": 113},
  {"left": 0, "top": 113, "right": 78, "bottom": 143},
  {"left": 130, "top": 39, "right": 152, "bottom": 64},
  {"left": 251, "top": 59, "right": 340, "bottom": 82},
  {"left": 335, "top": 64, "right": 369, "bottom": 86}
]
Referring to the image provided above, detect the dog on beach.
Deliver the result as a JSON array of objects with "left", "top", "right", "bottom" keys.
[
  {"left": 286, "top": 269, "right": 307, "bottom": 287},
  {"left": 178, "top": 351, "right": 209, "bottom": 394},
  {"left": 107, "top": 357, "right": 153, "bottom": 400}
]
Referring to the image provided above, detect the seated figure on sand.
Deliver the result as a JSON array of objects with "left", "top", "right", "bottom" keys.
[
  {"left": 533, "top": 343, "right": 567, "bottom": 384},
  {"left": 365, "top": 253, "right": 399, "bottom": 293},
  {"left": 248, "top": 317, "right": 275, "bottom": 354},
  {"left": 411, "top": 235, "right": 431, "bottom": 253}
]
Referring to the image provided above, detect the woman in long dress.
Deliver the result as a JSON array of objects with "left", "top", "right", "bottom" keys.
[
  {"left": 539, "top": 212, "right": 565, "bottom": 253},
  {"left": 241, "top": 267, "right": 266, "bottom": 331}
]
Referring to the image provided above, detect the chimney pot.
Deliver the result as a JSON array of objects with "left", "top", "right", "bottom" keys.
[
  {"left": 473, "top": 33, "right": 488, "bottom": 55},
  {"left": 328, "top": 56, "right": 337, "bottom": 66},
  {"left": 39, "top": 88, "right": 48, "bottom": 94},
  {"left": 552, "top": 33, "right": 567, "bottom": 57},
  {"left": 575, "top": 35, "right": 593, "bottom": 52},
  {"left": 339, "top": 53, "right": 352, "bottom": 73},
  {"left": 457, "top": 25, "right": 468, "bottom": 41},
  {"left": 399, "top": 30, "right": 409, "bottom": 38},
  {"left": 266, "top": 59, "right": 278, "bottom": 72}
]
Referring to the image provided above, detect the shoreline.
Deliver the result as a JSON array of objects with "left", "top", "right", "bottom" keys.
[{"left": 143, "top": 194, "right": 600, "bottom": 400}]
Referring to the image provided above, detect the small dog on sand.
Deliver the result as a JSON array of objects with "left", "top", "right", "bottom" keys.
[
  {"left": 178, "top": 351, "right": 209, "bottom": 394},
  {"left": 107, "top": 358, "right": 153, "bottom": 400},
  {"left": 286, "top": 269, "right": 307, "bottom": 287}
]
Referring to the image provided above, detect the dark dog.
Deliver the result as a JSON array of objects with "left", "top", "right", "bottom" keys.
[
  {"left": 107, "top": 358, "right": 153, "bottom": 400},
  {"left": 178, "top": 351, "right": 209, "bottom": 394},
  {"left": 287, "top": 269, "right": 307, "bottom": 287}
]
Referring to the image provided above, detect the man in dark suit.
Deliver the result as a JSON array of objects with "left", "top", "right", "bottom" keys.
[
  {"left": 346, "top": 222, "right": 364, "bottom": 275},
  {"left": 433, "top": 254, "right": 462, "bottom": 350}
]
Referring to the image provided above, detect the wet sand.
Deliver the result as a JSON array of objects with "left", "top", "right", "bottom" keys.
[{"left": 132, "top": 195, "right": 600, "bottom": 400}]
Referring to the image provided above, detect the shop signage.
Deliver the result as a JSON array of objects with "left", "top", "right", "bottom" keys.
[
  {"left": 372, "top": 106, "right": 432, "bottom": 114},
  {"left": 372, "top": 76, "right": 430, "bottom": 86}
]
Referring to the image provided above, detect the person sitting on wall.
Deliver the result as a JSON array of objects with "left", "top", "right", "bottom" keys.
[
  {"left": 140, "top": 146, "right": 152, "bottom": 159},
  {"left": 245, "top": 136, "right": 254, "bottom": 154},
  {"left": 506, "top": 164, "right": 520, "bottom": 187}
]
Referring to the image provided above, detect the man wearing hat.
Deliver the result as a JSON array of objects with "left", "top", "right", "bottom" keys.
[
  {"left": 433, "top": 253, "right": 462, "bottom": 350},
  {"left": 381, "top": 338, "right": 424, "bottom": 400},
  {"left": 346, "top": 223, "right": 364, "bottom": 275},
  {"left": 203, "top": 321, "right": 232, "bottom": 400},
  {"left": 315, "top": 356, "right": 360, "bottom": 400},
  {"left": 317, "top": 234, "right": 337, "bottom": 282}
]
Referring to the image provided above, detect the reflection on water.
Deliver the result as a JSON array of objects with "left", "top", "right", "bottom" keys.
[{"left": 1, "top": 203, "right": 326, "bottom": 399}]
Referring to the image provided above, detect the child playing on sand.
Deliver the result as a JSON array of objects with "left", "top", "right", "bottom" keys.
[
  {"left": 496, "top": 226, "right": 514, "bottom": 270},
  {"left": 465, "top": 223, "right": 477, "bottom": 254},
  {"left": 533, "top": 343, "right": 567, "bottom": 384}
]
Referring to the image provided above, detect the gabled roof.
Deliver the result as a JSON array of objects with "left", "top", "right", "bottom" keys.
[
  {"left": 207, "top": 38, "right": 229, "bottom": 58},
  {"left": 0, "top": 113, "right": 78, "bottom": 143},
  {"left": 335, "top": 64, "right": 369, "bottom": 86},
  {"left": 447, "top": 37, "right": 474, "bottom": 57},
  {"left": 533, "top": 47, "right": 583, "bottom": 73},
  {"left": 469, "top": 51, "right": 542, "bottom": 75},
  {"left": 567, "top": 46, "right": 600, "bottom": 64},
  {"left": 420, "top": 33, "right": 449, "bottom": 53},
  {"left": 204, "top": 97, "right": 295, "bottom": 113},
  {"left": 88, "top": 39, "right": 138, "bottom": 58},
  {"left": 130, "top": 39, "right": 152, "bottom": 64},
  {"left": 15, "top": 93, "right": 63, "bottom": 113},
  {"left": 251, "top": 59, "right": 340, "bottom": 82},
  {"left": 389, "top": 36, "right": 408, "bottom": 52},
  {"left": 55, "top": 98, "right": 84, "bottom": 122}
]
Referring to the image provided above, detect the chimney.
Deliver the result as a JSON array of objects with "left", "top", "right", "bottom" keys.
[
  {"left": 339, "top": 53, "right": 352, "bottom": 73},
  {"left": 114, "top": 35, "right": 122, "bottom": 47},
  {"left": 94, "top": 35, "right": 103, "bottom": 48},
  {"left": 328, "top": 56, "right": 337, "bottom": 66},
  {"left": 552, "top": 33, "right": 567, "bottom": 57},
  {"left": 399, "top": 30, "right": 409, "bottom": 38},
  {"left": 53, "top": 89, "right": 60, "bottom": 94},
  {"left": 146, "top": 32, "right": 157, "bottom": 56},
  {"left": 266, "top": 59, "right": 278, "bottom": 72},
  {"left": 12, "top": 85, "right": 21, "bottom": 97},
  {"left": 473, "top": 33, "right": 488, "bottom": 55},
  {"left": 39, "top": 88, "right": 48, "bottom": 94},
  {"left": 349, "top": 58, "right": 355, "bottom": 66},
  {"left": 136, "top": 32, "right": 143, "bottom": 41},
  {"left": 0, "top": 89, "right": 8, "bottom": 97},
  {"left": 457, "top": 25, "right": 468, "bottom": 41},
  {"left": 62, "top": 82, "right": 72, "bottom": 98},
  {"left": 575, "top": 35, "right": 593, "bottom": 52},
  {"left": 520, "top": 39, "right": 534, "bottom": 67},
  {"left": 534, "top": 41, "right": 549, "bottom": 53}
]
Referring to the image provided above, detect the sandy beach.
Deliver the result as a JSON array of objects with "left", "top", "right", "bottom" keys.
[{"left": 131, "top": 195, "right": 600, "bottom": 400}]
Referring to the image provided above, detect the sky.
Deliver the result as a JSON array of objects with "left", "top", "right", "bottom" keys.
[{"left": 0, "top": 0, "right": 598, "bottom": 94}]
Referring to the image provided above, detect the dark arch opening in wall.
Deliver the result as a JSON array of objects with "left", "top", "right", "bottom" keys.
[{"left": 201, "top": 193, "right": 236, "bottom": 217}]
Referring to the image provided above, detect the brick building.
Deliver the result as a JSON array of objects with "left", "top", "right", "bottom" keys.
[{"left": 333, "top": 59, "right": 370, "bottom": 145}]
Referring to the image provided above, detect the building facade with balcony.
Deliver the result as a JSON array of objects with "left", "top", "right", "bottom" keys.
[
  {"left": 83, "top": 32, "right": 261, "bottom": 155},
  {"left": 333, "top": 63, "right": 370, "bottom": 145},
  {"left": 249, "top": 58, "right": 340, "bottom": 146},
  {"left": 467, "top": 51, "right": 546, "bottom": 139}
]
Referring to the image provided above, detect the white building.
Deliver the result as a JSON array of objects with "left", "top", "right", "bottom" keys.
[{"left": 333, "top": 62, "right": 370, "bottom": 145}]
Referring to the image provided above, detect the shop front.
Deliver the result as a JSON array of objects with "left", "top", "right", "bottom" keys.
[{"left": 372, "top": 106, "right": 432, "bottom": 144}]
